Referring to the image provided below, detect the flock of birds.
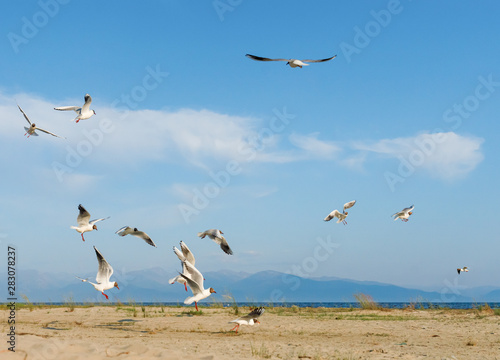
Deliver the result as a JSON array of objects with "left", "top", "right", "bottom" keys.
[
  {"left": 68, "top": 204, "right": 254, "bottom": 331},
  {"left": 18, "top": 52, "right": 468, "bottom": 333}
]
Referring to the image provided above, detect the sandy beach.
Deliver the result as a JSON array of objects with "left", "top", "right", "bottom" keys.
[{"left": 2, "top": 305, "right": 499, "bottom": 359}]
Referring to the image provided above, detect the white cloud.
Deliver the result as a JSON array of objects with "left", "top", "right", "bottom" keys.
[
  {"left": 0, "top": 92, "right": 345, "bottom": 171},
  {"left": 289, "top": 132, "right": 341, "bottom": 159},
  {"left": 353, "top": 132, "right": 484, "bottom": 179}
]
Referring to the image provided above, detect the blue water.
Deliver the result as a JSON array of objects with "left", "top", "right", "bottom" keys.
[{"left": 23, "top": 302, "right": 500, "bottom": 310}]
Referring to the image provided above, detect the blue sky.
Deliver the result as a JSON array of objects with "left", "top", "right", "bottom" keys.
[{"left": 1, "top": 1, "right": 499, "bottom": 294}]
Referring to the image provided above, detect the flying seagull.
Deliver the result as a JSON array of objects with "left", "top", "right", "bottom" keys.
[
  {"left": 115, "top": 226, "right": 156, "bottom": 247},
  {"left": 392, "top": 205, "right": 414, "bottom": 222},
  {"left": 324, "top": 200, "right": 356, "bottom": 225},
  {"left": 457, "top": 267, "right": 469, "bottom": 274},
  {"left": 178, "top": 260, "right": 216, "bottom": 311},
  {"left": 197, "top": 229, "right": 233, "bottom": 255},
  {"left": 76, "top": 246, "right": 119, "bottom": 300},
  {"left": 246, "top": 54, "right": 337, "bottom": 68},
  {"left": 70, "top": 204, "right": 109, "bottom": 241},
  {"left": 229, "top": 307, "right": 265, "bottom": 334},
  {"left": 169, "top": 241, "right": 197, "bottom": 291},
  {"left": 54, "top": 93, "right": 96, "bottom": 123},
  {"left": 18, "top": 105, "right": 64, "bottom": 139}
]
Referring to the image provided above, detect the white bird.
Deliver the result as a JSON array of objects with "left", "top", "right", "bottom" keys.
[
  {"left": 229, "top": 307, "right": 265, "bottom": 334},
  {"left": 18, "top": 105, "right": 64, "bottom": 139},
  {"left": 246, "top": 54, "right": 337, "bottom": 68},
  {"left": 392, "top": 205, "right": 414, "bottom": 222},
  {"left": 76, "top": 246, "right": 119, "bottom": 300},
  {"left": 178, "top": 260, "right": 216, "bottom": 311},
  {"left": 169, "top": 241, "right": 196, "bottom": 291},
  {"left": 457, "top": 267, "right": 469, "bottom": 274},
  {"left": 197, "top": 229, "right": 233, "bottom": 255},
  {"left": 324, "top": 200, "right": 356, "bottom": 225},
  {"left": 70, "top": 204, "right": 109, "bottom": 242},
  {"left": 54, "top": 94, "right": 96, "bottom": 123},
  {"left": 115, "top": 226, "right": 156, "bottom": 247}
]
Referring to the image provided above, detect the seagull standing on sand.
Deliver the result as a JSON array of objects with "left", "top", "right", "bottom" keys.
[
  {"left": 178, "top": 260, "right": 216, "bottom": 311},
  {"left": 392, "top": 205, "right": 414, "bottom": 222},
  {"left": 76, "top": 246, "right": 119, "bottom": 300},
  {"left": 18, "top": 105, "right": 64, "bottom": 139},
  {"left": 229, "top": 307, "right": 265, "bottom": 334},
  {"left": 324, "top": 200, "right": 356, "bottom": 225},
  {"left": 197, "top": 229, "right": 233, "bottom": 255},
  {"left": 70, "top": 204, "right": 109, "bottom": 242},
  {"left": 457, "top": 267, "right": 469, "bottom": 274},
  {"left": 54, "top": 94, "right": 96, "bottom": 123},
  {"left": 246, "top": 54, "right": 336, "bottom": 68},
  {"left": 169, "top": 241, "right": 196, "bottom": 291},
  {"left": 115, "top": 226, "right": 156, "bottom": 247}
]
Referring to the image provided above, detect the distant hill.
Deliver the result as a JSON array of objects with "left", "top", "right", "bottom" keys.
[{"left": 0, "top": 268, "right": 497, "bottom": 303}]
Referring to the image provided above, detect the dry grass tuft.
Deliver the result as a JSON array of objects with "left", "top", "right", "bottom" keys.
[{"left": 353, "top": 293, "right": 379, "bottom": 310}]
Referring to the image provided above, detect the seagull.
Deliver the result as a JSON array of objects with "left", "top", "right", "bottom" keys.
[
  {"left": 18, "top": 105, "right": 64, "bottom": 139},
  {"left": 457, "top": 267, "right": 469, "bottom": 274},
  {"left": 169, "top": 241, "right": 196, "bottom": 291},
  {"left": 54, "top": 94, "right": 96, "bottom": 123},
  {"left": 392, "top": 205, "right": 414, "bottom": 222},
  {"left": 324, "top": 200, "right": 356, "bottom": 225},
  {"left": 229, "top": 307, "right": 265, "bottom": 334},
  {"left": 115, "top": 226, "right": 156, "bottom": 247},
  {"left": 246, "top": 54, "right": 337, "bottom": 68},
  {"left": 76, "top": 246, "right": 119, "bottom": 300},
  {"left": 178, "top": 260, "right": 216, "bottom": 311},
  {"left": 197, "top": 229, "right": 233, "bottom": 255},
  {"left": 70, "top": 204, "right": 109, "bottom": 242}
]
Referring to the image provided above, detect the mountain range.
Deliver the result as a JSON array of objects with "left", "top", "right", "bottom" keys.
[{"left": 2, "top": 268, "right": 499, "bottom": 303}]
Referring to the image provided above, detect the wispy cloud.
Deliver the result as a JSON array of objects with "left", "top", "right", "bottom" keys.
[
  {"left": 289, "top": 132, "right": 341, "bottom": 160},
  {"left": 1, "top": 92, "right": 485, "bottom": 182},
  {"left": 353, "top": 132, "right": 484, "bottom": 179}
]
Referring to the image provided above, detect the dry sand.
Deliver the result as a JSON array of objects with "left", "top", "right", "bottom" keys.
[{"left": 2, "top": 305, "right": 500, "bottom": 359}]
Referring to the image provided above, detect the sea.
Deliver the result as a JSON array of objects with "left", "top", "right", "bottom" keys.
[{"left": 27, "top": 302, "right": 500, "bottom": 310}]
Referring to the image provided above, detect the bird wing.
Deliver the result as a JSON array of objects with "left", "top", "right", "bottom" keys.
[
  {"left": 245, "top": 54, "right": 289, "bottom": 62},
  {"left": 180, "top": 241, "right": 195, "bottom": 265},
  {"left": 133, "top": 230, "right": 156, "bottom": 247},
  {"left": 219, "top": 235, "right": 233, "bottom": 255},
  {"left": 173, "top": 246, "right": 186, "bottom": 262},
  {"left": 179, "top": 271, "right": 203, "bottom": 295},
  {"left": 242, "top": 307, "right": 265, "bottom": 320},
  {"left": 302, "top": 55, "right": 337, "bottom": 63},
  {"left": 35, "top": 127, "right": 64, "bottom": 138},
  {"left": 324, "top": 209, "right": 341, "bottom": 221},
  {"left": 82, "top": 94, "right": 92, "bottom": 113},
  {"left": 343, "top": 200, "right": 356, "bottom": 212},
  {"left": 392, "top": 211, "right": 403, "bottom": 219},
  {"left": 402, "top": 205, "right": 414, "bottom": 214},
  {"left": 89, "top": 216, "right": 110, "bottom": 225},
  {"left": 54, "top": 106, "right": 81, "bottom": 113},
  {"left": 17, "top": 105, "right": 32, "bottom": 125},
  {"left": 207, "top": 232, "right": 233, "bottom": 255},
  {"left": 77, "top": 204, "right": 91, "bottom": 225},
  {"left": 94, "top": 246, "right": 113, "bottom": 283},
  {"left": 182, "top": 260, "right": 204, "bottom": 289},
  {"left": 115, "top": 226, "right": 132, "bottom": 236}
]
